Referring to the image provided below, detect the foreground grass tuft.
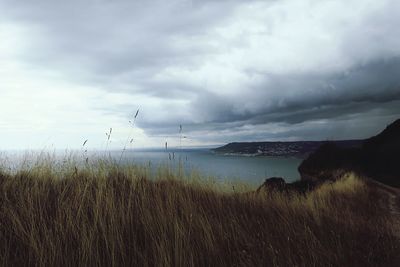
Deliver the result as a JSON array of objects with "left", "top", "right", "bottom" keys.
[{"left": 0, "top": 159, "right": 398, "bottom": 266}]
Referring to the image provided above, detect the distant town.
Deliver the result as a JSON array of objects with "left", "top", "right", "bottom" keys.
[{"left": 212, "top": 140, "right": 363, "bottom": 157}]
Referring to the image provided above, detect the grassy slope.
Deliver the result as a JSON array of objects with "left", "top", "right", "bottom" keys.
[{"left": 0, "top": 160, "right": 399, "bottom": 266}]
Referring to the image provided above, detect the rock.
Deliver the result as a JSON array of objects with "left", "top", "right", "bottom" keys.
[
  {"left": 256, "top": 177, "right": 286, "bottom": 193},
  {"left": 256, "top": 177, "right": 319, "bottom": 195}
]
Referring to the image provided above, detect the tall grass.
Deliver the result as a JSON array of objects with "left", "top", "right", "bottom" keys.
[{"left": 0, "top": 158, "right": 398, "bottom": 266}]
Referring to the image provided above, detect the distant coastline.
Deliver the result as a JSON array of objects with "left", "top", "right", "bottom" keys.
[{"left": 212, "top": 140, "right": 363, "bottom": 157}]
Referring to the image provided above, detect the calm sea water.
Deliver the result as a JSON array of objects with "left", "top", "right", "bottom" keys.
[
  {"left": 114, "top": 149, "right": 303, "bottom": 184},
  {"left": 1, "top": 149, "right": 303, "bottom": 184}
]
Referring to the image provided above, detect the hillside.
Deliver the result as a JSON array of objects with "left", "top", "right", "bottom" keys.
[
  {"left": 0, "top": 161, "right": 398, "bottom": 266},
  {"left": 213, "top": 140, "right": 363, "bottom": 157},
  {"left": 299, "top": 119, "right": 400, "bottom": 187}
]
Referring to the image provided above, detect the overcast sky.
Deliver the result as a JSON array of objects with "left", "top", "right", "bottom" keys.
[{"left": 1, "top": 0, "right": 400, "bottom": 150}]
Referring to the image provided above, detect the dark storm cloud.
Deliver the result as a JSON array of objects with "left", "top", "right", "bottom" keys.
[
  {"left": 1, "top": 0, "right": 400, "bottom": 143},
  {"left": 187, "top": 57, "right": 400, "bottom": 126}
]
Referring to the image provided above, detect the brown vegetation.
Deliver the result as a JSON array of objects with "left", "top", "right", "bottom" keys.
[{"left": 0, "top": 160, "right": 398, "bottom": 266}]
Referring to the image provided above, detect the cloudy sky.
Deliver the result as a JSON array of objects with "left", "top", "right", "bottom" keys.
[{"left": 1, "top": 0, "right": 400, "bottom": 150}]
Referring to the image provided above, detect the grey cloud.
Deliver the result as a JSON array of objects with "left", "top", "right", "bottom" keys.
[
  {"left": 185, "top": 57, "right": 400, "bottom": 127},
  {"left": 1, "top": 0, "right": 400, "bottom": 144}
]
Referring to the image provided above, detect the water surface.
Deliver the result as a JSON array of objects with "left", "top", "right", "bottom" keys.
[
  {"left": 1, "top": 149, "right": 303, "bottom": 185},
  {"left": 115, "top": 149, "right": 303, "bottom": 184}
]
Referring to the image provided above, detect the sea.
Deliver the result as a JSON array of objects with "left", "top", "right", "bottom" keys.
[
  {"left": 0, "top": 148, "right": 304, "bottom": 185},
  {"left": 114, "top": 148, "right": 303, "bottom": 184}
]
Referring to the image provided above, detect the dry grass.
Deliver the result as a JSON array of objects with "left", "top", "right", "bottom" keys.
[{"left": 0, "top": 158, "right": 398, "bottom": 266}]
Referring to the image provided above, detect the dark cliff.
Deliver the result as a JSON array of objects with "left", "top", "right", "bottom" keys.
[{"left": 299, "top": 119, "right": 400, "bottom": 187}]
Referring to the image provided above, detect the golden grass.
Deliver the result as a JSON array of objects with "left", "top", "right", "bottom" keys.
[{"left": 0, "top": 158, "right": 398, "bottom": 266}]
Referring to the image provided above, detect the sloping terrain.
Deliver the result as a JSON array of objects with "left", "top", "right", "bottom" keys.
[
  {"left": 213, "top": 140, "right": 362, "bottom": 157},
  {"left": 0, "top": 164, "right": 398, "bottom": 266},
  {"left": 299, "top": 119, "right": 400, "bottom": 187}
]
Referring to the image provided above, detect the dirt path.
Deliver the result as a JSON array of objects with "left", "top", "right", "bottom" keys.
[{"left": 367, "top": 179, "right": 400, "bottom": 237}]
